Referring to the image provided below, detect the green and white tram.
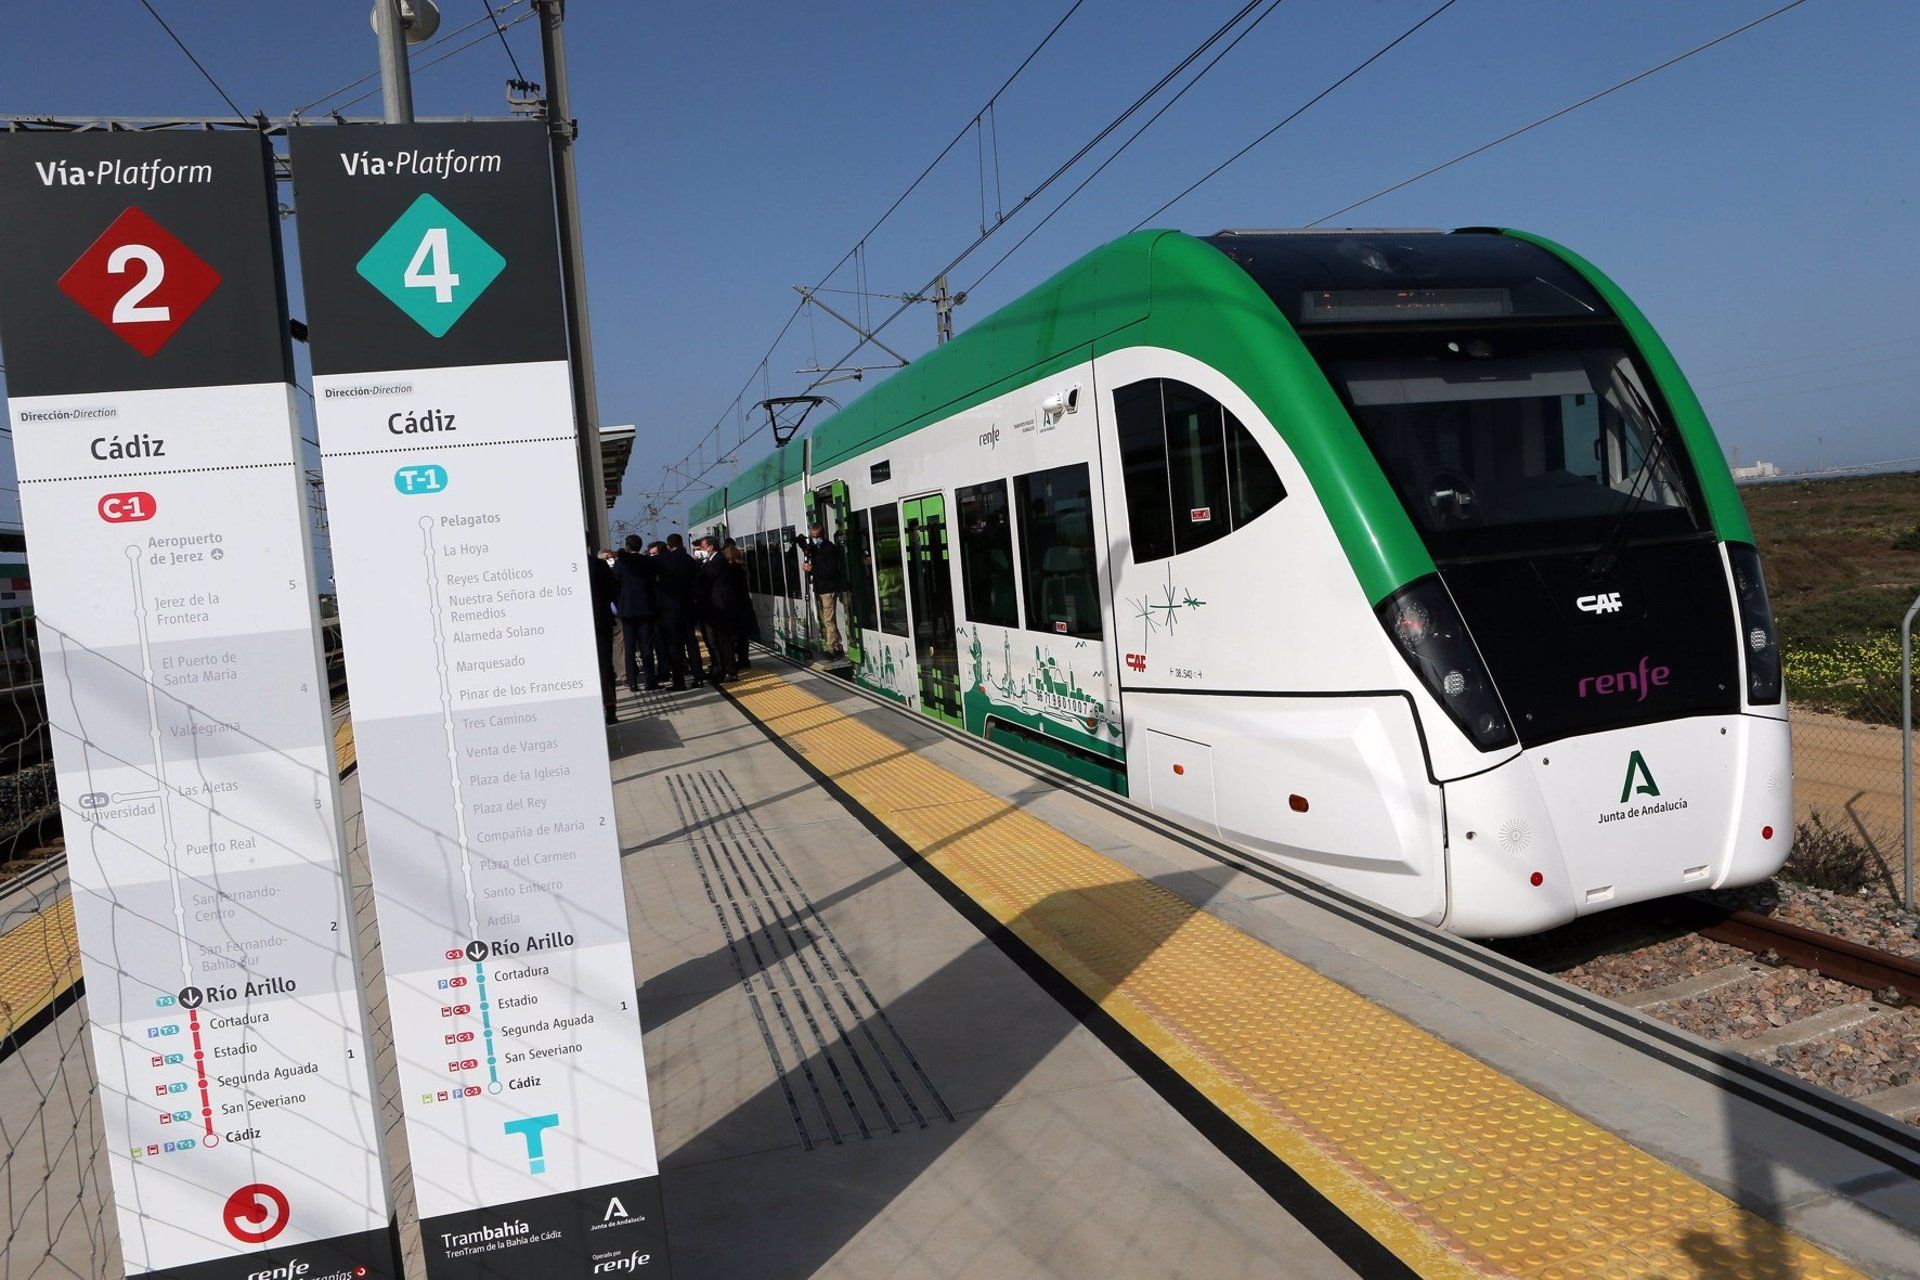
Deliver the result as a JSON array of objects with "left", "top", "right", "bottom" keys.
[{"left": 692, "top": 228, "right": 1790, "bottom": 937}]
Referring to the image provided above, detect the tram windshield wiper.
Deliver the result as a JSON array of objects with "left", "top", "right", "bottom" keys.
[{"left": 1583, "top": 362, "right": 1687, "bottom": 578}]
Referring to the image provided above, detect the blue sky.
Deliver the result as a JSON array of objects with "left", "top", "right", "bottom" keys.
[{"left": 1, "top": 0, "right": 1914, "bottom": 542}]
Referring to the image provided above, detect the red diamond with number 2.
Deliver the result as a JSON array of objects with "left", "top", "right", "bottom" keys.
[{"left": 57, "top": 207, "right": 220, "bottom": 357}]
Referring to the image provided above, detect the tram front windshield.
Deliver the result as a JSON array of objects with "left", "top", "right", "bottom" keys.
[{"left": 1323, "top": 333, "right": 1705, "bottom": 562}]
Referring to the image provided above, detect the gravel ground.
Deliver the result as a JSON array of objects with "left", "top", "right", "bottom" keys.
[
  {"left": 1705, "top": 879, "right": 1920, "bottom": 959},
  {"left": 1775, "top": 1008, "right": 1920, "bottom": 1099},
  {"left": 1491, "top": 878, "right": 1920, "bottom": 1119},
  {"left": 1657, "top": 968, "right": 1872, "bottom": 1044}
]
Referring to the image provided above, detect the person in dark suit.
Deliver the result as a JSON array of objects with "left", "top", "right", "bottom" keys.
[
  {"left": 654, "top": 533, "right": 701, "bottom": 689},
  {"left": 612, "top": 535, "right": 659, "bottom": 692},
  {"left": 694, "top": 536, "right": 738, "bottom": 684},
  {"left": 585, "top": 542, "right": 619, "bottom": 723}
]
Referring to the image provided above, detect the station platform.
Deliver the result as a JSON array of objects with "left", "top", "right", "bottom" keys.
[
  {"left": 615, "top": 658, "right": 1920, "bottom": 1279},
  {"left": 5, "top": 655, "right": 1920, "bottom": 1277}
]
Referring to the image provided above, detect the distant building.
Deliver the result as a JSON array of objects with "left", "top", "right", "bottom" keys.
[{"left": 1731, "top": 460, "right": 1782, "bottom": 481}]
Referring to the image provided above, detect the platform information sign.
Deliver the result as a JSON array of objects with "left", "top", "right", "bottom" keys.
[
  {"left": 0, "top": 132, "right": 398, "bottom": 1278},
  {"left": 289, "top": 122, "right": 668, "bottom": 1277}
]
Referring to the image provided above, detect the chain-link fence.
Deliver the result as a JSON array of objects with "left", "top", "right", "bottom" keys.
[{"left": 1785, "top": 623, "right": 1920, "bottom": 900}]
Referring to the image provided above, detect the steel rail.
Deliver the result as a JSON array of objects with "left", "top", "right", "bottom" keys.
[{"left": 1681, "top": 895, "right": 1920, "bottom": 1004}]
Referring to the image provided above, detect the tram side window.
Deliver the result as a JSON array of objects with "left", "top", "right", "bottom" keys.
[
  {"left": 1114, "top": 381, "right": 1174, "bottom": 562},
  {"left": 1165, "top": 382, "right": 1232, "bottom": 554},
  {"left": 1113, "top": 377, "right": 1287, "bottom": 563},
  {"left": 784, "top": 527, "right": 802, "bottom": 599},
  {"left": 1227, "top": 407, "right": 1286, "bottom": 527},
  {"left": 871, "top": 505, "right": 909, "bottom": 635},
  {"left": 751, "top": 532, "right": 768, "bottom": 595},
  {"left": 848, "top": 507, "right": 879, "bottom": 631},
  {"left": 956, "top": 480, "right": 1019, "bottom": 628},
  {"left": 1015, "top": 463, "right": 1102, "bottom": 640}
]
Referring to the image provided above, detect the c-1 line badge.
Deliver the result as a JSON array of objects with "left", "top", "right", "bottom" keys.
[{"left": 357, "top": 193, "right": 505, "bottom": 337}]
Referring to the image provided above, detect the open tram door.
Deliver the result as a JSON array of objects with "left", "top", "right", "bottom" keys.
[
  {"left": 815, "top": 480, "right": 859, "bottom": 666},
  {"left": 902, "top": 494, "right": 961, "bottom": 726}
]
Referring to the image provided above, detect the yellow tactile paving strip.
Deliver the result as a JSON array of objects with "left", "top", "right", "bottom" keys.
[
  {"left": 0, "top": 896, "right": 81, "bottom": 1042},
  {"left": 728, "top": 668, "right": 1864, "bottom": 1280}
]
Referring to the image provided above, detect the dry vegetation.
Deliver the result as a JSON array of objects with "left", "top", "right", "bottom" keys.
[{"left": 1743, "top": 472, "right": 1920, "bottom": 723}]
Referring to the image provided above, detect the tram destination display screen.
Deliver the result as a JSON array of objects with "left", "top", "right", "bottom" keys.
[{"left": 1300, "top": 287, "right": 1513, "bottom": 323}]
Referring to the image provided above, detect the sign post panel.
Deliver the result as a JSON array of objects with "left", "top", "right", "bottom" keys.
[
  {"left": 0, "top": 132, "right": 399, "bottom": 1278},
  {"left": 289, "top": 121, "right": 669, "bottom": 1277}
]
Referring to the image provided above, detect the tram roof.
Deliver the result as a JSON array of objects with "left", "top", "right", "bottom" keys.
[
  {"left": 689, "top": 225, "right": 1752, "bottom": 581},
  {"left": 701, "top": 225, "right": 1603, "bottom": 518}
]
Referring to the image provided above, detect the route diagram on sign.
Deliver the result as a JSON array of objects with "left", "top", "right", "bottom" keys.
[
  {"left": 421, "top": 517, "right": 479, "bottom": 939},
  {"left": 424, "top": 522, "right": 503, "bottom": 1096},
  {"left": 126, "top": 546, "right": 221, "bottom": 1145}
]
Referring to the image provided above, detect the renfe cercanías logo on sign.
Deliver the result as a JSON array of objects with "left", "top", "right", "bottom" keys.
[
  {"left": 1577, "top": 656, "right": 1669, "bottom": 702},
  {"left": 1576, "top": 592, "right": 1623, "bottom": 614}
]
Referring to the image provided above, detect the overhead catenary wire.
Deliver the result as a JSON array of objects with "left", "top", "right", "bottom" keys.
[
  {"left": 482, "top": 0, "right": 528, "bottom": 81},
  {"left": 969, "top": 0, "right": 1299, "bottom": 295},
  {"left": 785, "top": 1, "right": 1270, "bottom": 392},
  {"left": 290, "top": 0, "right": 532, "bottom": 118},
  {"left": 1306, "top": 0, "right": 1813, "bottom": 226},
  {"left": 658, "top": 0, "right": 1278, "bottom": 513},
  {"left": 135, "top": 0, "right": 250, "bottom": 123},
  {"left": 651, "top": 0, "right": 1090, "bottom": 513},
  {"left": 1129, "top": 0, "right": 1461, "bottom": 231},
  {"left": 325, "top": 10, "right": 539, "bottom": 115}
]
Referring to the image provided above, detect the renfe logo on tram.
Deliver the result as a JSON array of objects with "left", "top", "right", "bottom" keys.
[{"left": 1577, "top": 655, "right": 1670, "bottom": 702}]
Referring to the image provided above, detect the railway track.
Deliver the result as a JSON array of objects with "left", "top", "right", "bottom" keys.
[
  {"left": 1499, "top": 890, "right": 1920, "bottom": 1125},
  {"left": 1678, "top": 894, "right": 1920, "bottom": 1005}
]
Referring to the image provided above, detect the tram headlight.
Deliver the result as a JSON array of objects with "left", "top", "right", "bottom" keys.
[
  {"left": 1726, "top": 542, "right": 1782, "bottom": 705},
  {"left": 1377, "top": 576, "right": 1517, "bottom": 753}
]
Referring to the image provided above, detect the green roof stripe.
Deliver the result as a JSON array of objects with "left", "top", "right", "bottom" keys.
[{"left": 692, "top": 227, "right": 1745, "bottom": 602}]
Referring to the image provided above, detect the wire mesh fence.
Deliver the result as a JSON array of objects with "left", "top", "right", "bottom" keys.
[{"left": 1785, "top": 627, "right": 1920, "bottom": 901}]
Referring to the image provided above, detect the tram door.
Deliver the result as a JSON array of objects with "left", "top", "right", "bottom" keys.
[
  {"left": 902, "top": 494, "right": 961, "bottom": 725},
  {"left": 825, "top": 480, "right": 860, "bottom": 666}
]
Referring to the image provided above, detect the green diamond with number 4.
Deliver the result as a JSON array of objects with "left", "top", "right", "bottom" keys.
[{"left": 356, "top": 193, "right": 505, "bottom": 337}]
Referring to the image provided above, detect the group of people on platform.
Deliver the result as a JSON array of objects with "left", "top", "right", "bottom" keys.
[
  {"left": 584, "top": 532, "right": 754, "bottom": 722},
  {"left": 584, "top": 523, "right": 851, "bottom": 723}
]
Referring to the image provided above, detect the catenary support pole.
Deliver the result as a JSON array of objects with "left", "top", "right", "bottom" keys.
[
  {"left": 1902, "top": 590, "right": 1918, "bottom": 910},
  {"left": 538, "top": 0, "right": 611, "bottom": 549},
  {"left": 373, "top": 0, "right": 416, "bottom": 124}
]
